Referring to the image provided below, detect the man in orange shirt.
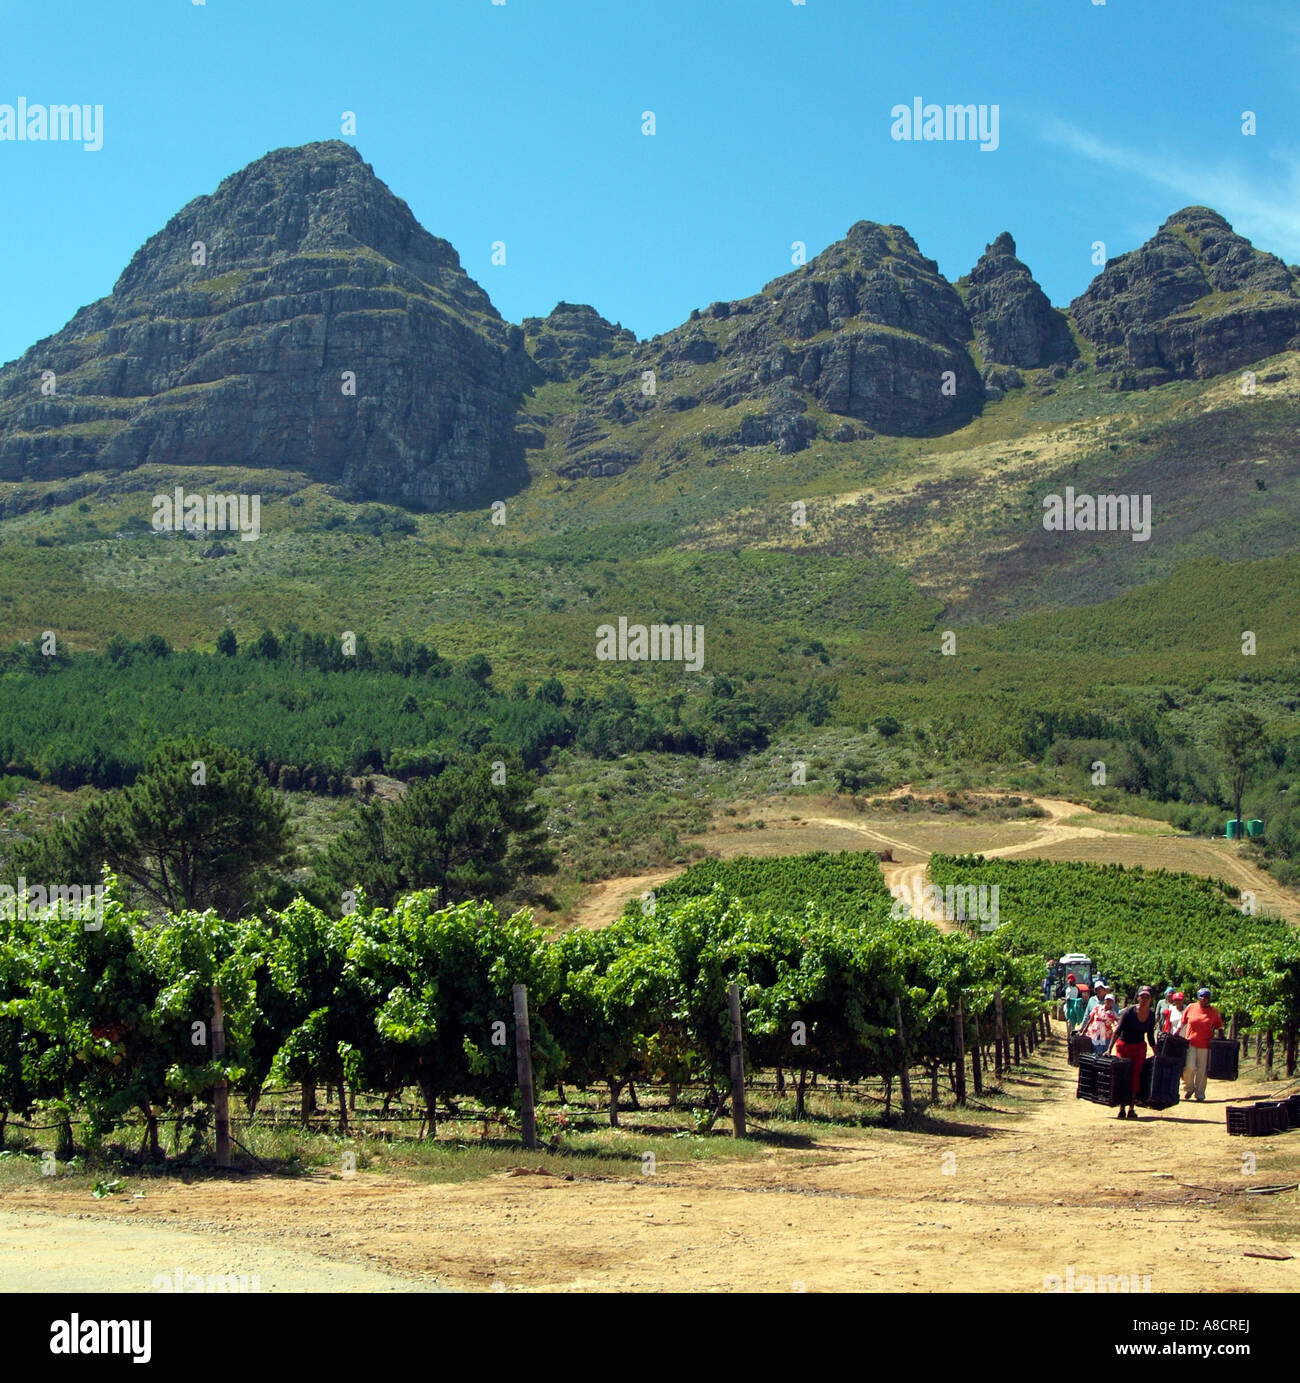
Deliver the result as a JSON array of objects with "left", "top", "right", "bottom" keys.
[{"left": 1181, "top": 987, "right": 1224, "bottom": 1102}]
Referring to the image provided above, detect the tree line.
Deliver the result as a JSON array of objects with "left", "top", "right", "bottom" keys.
[{"left": 0, "top": 630, "right": 811, "bottom": 793}]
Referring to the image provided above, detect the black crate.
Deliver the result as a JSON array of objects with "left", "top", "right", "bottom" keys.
[
  {"left": 1069, "top": 1033, "right": 1093, "bottom": 1067},
  {"left": 1144, "top": 1055, "right": 1182, "bottom": 1110},
  {"left": 1250, "top": 1101, "right": 1289, "bottom": 1133},
  {"left": 1208, "top": 1038, "right": 1239, "bottom": 1081},
  {"left": 1077, "top": 1054, "right": 1133, "bottom": 1106},
  {"left": 1263, "top": 1100, "right": 1291, "bottom": 1132},
  {"left": 1285, "top": 1093, "right": 1300, "bottom": 1127},
  {"left": 1156, "top": 1033, "right": 1189, "bottom": 1062},
  {"left": 1227, "top": 1105, "right": 1271, "bottom": 1136}
]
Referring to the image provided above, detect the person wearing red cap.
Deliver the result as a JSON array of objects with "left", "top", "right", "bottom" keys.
[
  {"left": 1064, "top": 973, "right": 1086, "bottom": 1037},
  {"left": 1107, "top": 986, "right": 1158, "bottom": 1119},
  {"left": 1162, "top": 992, "right": 1187, "bottom": 1037}
]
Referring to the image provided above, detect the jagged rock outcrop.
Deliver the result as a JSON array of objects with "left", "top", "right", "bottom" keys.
[
  {"left": 5, "top": 137, "right": 1297, "bottom": 507},
  {"left": 1069, "top": 207, "right": 1300, "bottom": 384},
  {"left": 566, "top": 220, "right": 983, "bottom": 457},
  {"left": 522, "top": 302, "right": 635, "bottom": 382},
  {"left": 0, "top": 141, "right": 536, "bottom": 508},
  {"left": 960, "top": 232, "right": 1076, "bottom": 369}
]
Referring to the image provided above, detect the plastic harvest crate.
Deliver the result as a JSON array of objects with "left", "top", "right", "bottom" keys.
[
  {"left": 1228, "top": 1101, "right": 1291, "bottom": 1135},
  {"left": 1226, "top": 1105, "right": 1274, "bottom": 1136},
  {"left": 1138, "top": 1054, "right": 1181, "bottom": 1110},
  {"left": 1208, "top": 1038, "right": 1239, "bottom": 1081},
  {"left": 1260, "top": 1100, "right": 1291, "bottom": 1132},
  {"left": 1156, "top": 1033, "right": 1189, "bottom": 1062},
  {"left": 1076, "top": 1054, "right": 1133, "bottom": 1106}
]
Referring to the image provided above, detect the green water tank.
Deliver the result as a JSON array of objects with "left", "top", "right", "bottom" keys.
[
  {"left": 1246, "top": 819, "right": 1264, "bottom": 838},
  {"left": 1226, "top": 819, "right": 1242, "bottom": 839}
]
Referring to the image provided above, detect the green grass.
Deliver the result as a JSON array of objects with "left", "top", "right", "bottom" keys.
[{"left": 0, "top": 1060, "right": 1045, "bottom": 1195}]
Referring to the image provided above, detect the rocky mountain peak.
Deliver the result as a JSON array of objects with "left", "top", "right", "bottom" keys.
[
  {"left": 960, "top": 231, "right": 1076, "bottom": 370},
  {"left": 113, "top": 141, "right": 490, "bottom": 315},
  {"left": 522, "top": 302, "right": 637, "bottom": 381},
  {"left": 1069, "top": 208, "right": 1300, "bottom": 383},
  {"left": 987, "top": 230, "right": 1017, "bottom": 257},
  {"left": 0, "top": 142, "right": 530, "bottom": 508}
]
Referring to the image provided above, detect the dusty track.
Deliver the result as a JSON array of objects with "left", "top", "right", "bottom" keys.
[
  {"left": 569, "top": 795, "right": 1300, "bottom": 931},
  {"left": 6, "top": 1030, "right": 1297, "bottom": 1292}
]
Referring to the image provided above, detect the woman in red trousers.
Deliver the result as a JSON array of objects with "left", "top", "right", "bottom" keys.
[{"left": 1106, "top": 985, "right": 1159, "bottom": 1119}]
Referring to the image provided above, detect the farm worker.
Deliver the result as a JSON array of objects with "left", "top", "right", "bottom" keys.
[
  {"left": 1163, "top": 992, "right": 1187, "bottom": 1036},
  {"left": 1042, "top": 963, "right": 1055, "bottom": 1002},
  {"left": 1064, "top": 973, "right": 1086, "bottom": 1036},
  {"left": 1084, "top": 994, "right": 1119, "bottom": 1055},
  {"left": 1154, "top": 987, "right": 1175, "bottom": 1029},
  {"left": 1180, "top": 988, "right": 1224, "bottom": 1102},
  {"left": 1082, "top": 979, "right": 1111, "bottom": 1027},
  {"left": 1107, "top": 986, "right": 1158, "bottom": 1120}
]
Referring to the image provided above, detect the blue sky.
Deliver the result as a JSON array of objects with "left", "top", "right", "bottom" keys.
[{"left": 1, "top": 0, "right": 1296, "bottom": 364}]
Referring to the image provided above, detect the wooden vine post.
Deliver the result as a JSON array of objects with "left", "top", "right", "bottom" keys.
[
  {"left": 211, "top": 985, "right": 231, "bottom": 1168},
  {"left": 895, "top": 997, "right": 913, "bottom": 1116},
  {"left": 513, "top": 984, "right": 537, "bottom": 1151},
  {"left": 970, "top": 1016, "right": 983, "bottom": 1095},
  {"left": 953, "top": 995, "right": 967, "bottom": 1106},
  {"left": 728, "top": 982, "right": 747, "bottom": 1138},
  {"left": 993, "top": 988, "right": 1005, "bottom": 1079}
]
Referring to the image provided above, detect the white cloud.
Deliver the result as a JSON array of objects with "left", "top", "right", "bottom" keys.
[{"left": 1041, "top": 117, "right": 1300, "bottom": 264}]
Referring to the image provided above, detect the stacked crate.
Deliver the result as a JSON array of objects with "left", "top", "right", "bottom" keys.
[{"left": 1076, "top": 1053, "right": 1133, "bottom": 1106}]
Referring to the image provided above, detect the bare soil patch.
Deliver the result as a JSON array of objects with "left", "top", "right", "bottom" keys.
[{"left": 8, "top": 1032, "right": 1297, "bottom": 1293}]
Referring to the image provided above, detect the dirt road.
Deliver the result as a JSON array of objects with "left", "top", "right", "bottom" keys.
[
  {"left": 569, "top": 795, "right": 1300, "bottom": 931},
  {"left": 7, "top": 1033, "right": 1296, "bottom": 1292},
  {"left": 0, "top": 1206, "right": 437, "bottom": 1292}
]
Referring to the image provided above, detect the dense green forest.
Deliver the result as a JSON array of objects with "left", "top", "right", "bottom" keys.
[{"left": 0, "top": 628, "right": 791, "bottom": 789}]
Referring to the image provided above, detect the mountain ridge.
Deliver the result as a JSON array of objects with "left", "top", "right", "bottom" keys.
[{"left": 0, "top": 141, "right": 1297, "bottom": 510}]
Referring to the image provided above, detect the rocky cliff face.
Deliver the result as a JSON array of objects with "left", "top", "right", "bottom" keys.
[
  {"left": 1068, "top": 207, "right": 1300, "bottom": 385},
  {"left": 522, "top": 303, "right": 636, "bottom": 382},
  {"left": 549, "top": 219, "right": 984, "bottom": 474},
  {"left": 960, "top": 232, "right": 1076, "bottom": 370},
  {"left": 0, "top": 141, "right": 535, "bottom": 508},
  {"left": 3, "top": 139, "right": 1297, "bottom": 508}
]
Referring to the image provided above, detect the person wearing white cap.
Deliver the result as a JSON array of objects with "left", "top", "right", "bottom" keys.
[
  {"left": 1181, "top": 987, "right": 1224, "bottom": 1101},
  {"left": 1081, "top": 979, "right": 1111, "bottom": 1029},
  {"left": 1084, "top": 993, "right": 1120, "bottom": 1056}
]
